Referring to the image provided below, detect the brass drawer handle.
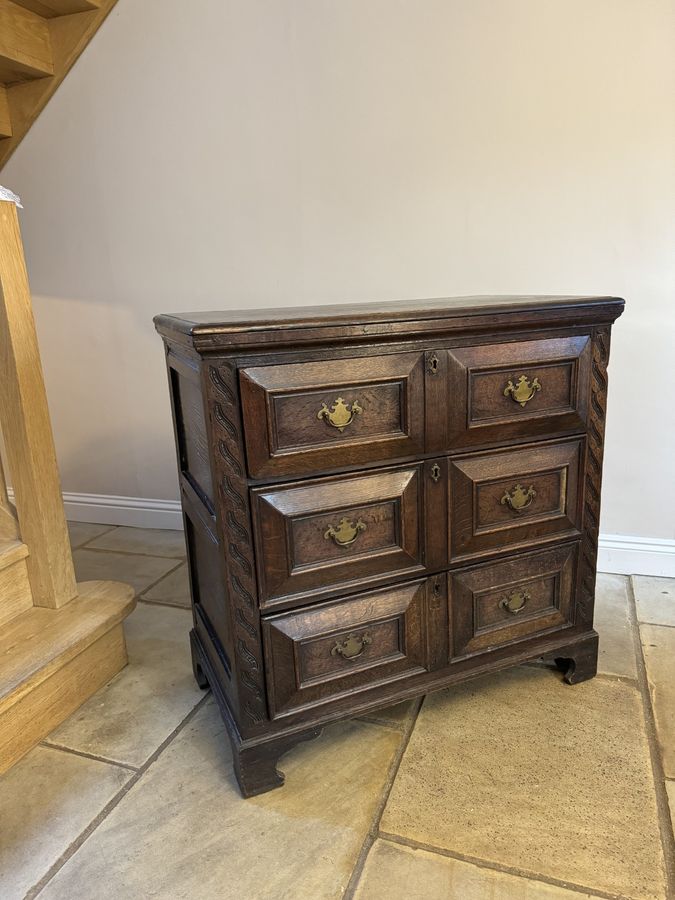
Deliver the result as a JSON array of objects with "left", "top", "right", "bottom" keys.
[
  {"left": 501, "top": 483, "right": 537, "bottom": 512},
  {"left": 317, "top": 397, "right": 363, "bottom": 431},
  {"left": 331, "top": 632, "right": 372, "bottom": 660},
  {"left": 504, "top": 375, "right": 541, "bottom": 407},
  {"left": 500, "top": 590, "right": 530, "bottom": 614},
  {"left": 324, "top": 516, "right": 367, "bottom": 547}
]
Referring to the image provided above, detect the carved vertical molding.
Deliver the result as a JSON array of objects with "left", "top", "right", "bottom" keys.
[
  {"left": 577, "top": 327, "right": 611, "bottom": 627},
  {"left": 205, "top": 361, "right": 267, "bottom": 731}
]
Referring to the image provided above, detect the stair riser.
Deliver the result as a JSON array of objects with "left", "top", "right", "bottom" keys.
[
  {"left": 0, "top": 623, "right": 127, "bottom": 773},
  {"left": 0, "top": 556, "right": 32, "bottom": 627}
]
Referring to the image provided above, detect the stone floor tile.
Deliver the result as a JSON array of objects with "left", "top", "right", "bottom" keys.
[
  {"left": 381, "top": 667, "right": 665, "bottom": 900},
  {"left": 73, "top": 548, "right": 179, "bottom": 596},
  {"left": 87, "top": 526, "right": 186, "bottom": 558},
  {"left": 142, "top": 563, "right": 191, "bottom": 608},
  {"left": 40, "top": 700, "right": 401, "bottom": 900},
  {"left": 360, "top": 699, "right": 417, "bottom": 728},
  {"left": 67, "top": 521, "right": 115, "bottom": 550},
  {"left": 353, "top": 839, "right": 603, "bottom": 899},
  {"left": 633, "top": 576, "right": 675, "bottom": 627},
  {"left": 46, "top": 603, "right": 202, "bottom": 768},
  {"left": 0, "top": 745, "right": 131, "bottom": 900},
  {"left": 641, "top": 624, "right": 675, "bottom": 778},
  {"left": 594, "top": 573, "right": 638, "bottom": 678}
]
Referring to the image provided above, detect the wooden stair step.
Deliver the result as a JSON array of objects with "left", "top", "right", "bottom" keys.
[
  {"left": 11, "top": 0, "right": 99, "bottom": 18},
  {"left": 0, "top": 0, "right": 117, "bottom": 167},
  {"left": 0, "top": 0, "right": 54, "bottom": 83},
  {"left": 0, "top": 579, "right": 134, "bottom": 711},
  {"left": 0, "top": 579, "right": 135, "bottom": 772}
]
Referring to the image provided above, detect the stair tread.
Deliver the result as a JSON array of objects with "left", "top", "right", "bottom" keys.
[
  {"left": 0, "top": 540, "right": 29, "bottom": 572},
  {"left": 0, "top": 579, "right": 135, "bottom": 712},
  {"left": 0, "top": 1, "right": 54, "bottom": 83},
  {"left": 11, "top": 0, "right": 100, "bottom": 18}
]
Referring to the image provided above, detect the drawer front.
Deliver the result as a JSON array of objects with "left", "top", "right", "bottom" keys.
[
  {"left": 451, "top": 544, "right": 577, "bottom": 657},
  {"left": 240, "top": 352, "right": 425, "bottom": 477},
  {"left": 449, "top": 439, "right": 583, "bottom": 561},
  {"left": 263, "top": 579, "right": 430, "bottom": 716},
  {"left": 429, "top": 336, "right": 590, "bottom": 450},
  {"left": 252, "top": 465, "right": 430, "bottom": 609}
]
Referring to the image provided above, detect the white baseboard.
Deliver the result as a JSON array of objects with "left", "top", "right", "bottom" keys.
[
  {"left": 9, "top": 489, "right": 675, "bottom": 576},
  {"left": 597, "top": 534, "right": 675, "bottom": 578},
  {"left": 62, "top": 492, "right": 183, "bottom": 530}
]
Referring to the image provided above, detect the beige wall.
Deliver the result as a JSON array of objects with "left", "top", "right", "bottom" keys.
[{"left": 3, "top": 0, "right": 674, "bottom": 543}]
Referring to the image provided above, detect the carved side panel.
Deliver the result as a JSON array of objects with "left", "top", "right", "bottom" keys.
[
  {"left": 205, "top": 361, "right": 268, "bottom": 732},
  {"left": 577, "top": 327, "right": 611, "bottom": 628}
]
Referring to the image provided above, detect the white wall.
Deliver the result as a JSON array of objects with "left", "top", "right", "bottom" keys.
[{"left": 3, "top": 1, "right": 674, "bottom": 563}]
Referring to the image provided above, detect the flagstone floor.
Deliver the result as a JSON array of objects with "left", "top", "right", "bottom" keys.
[{"left": 1, "top": 523, "right": 674, "bottom": 899}]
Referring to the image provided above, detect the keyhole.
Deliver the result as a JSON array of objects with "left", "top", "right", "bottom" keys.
[
  {"left": 430, "top": 463, "right": 441, "bottom": 482},
  {"left": 428, "top": 353, "right": 439, "bottom": 375}
]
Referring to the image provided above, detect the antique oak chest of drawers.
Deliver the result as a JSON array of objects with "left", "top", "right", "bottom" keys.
[{"left": 155, "top": 295, "right": 624, "bottom": 797}]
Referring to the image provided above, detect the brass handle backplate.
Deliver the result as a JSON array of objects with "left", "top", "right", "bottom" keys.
[
  {"left": 324, "top": 516, "right": 367, "bottom": 547},
  {"left": 499, "top": 590, "right": 530, "bottom": 614},
  {"left": 501, "top": 483, "right": 537, "bottom": 512},
  {"left": 331, "top": 632, "right": 372, "bottom": 660},
  {"left": 317, "top": 397, "right": 363, "bottom": 431},
  {"left": 503, "top": 375, "right": 541, "bottom": 407}
]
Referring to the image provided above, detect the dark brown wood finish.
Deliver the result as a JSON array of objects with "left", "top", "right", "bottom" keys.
[
  {"left": 450, "top": 543, "right": 577, "bottom": 657},
  {"left": 155, "top": 294, "right": 624, "bottom": 798},
  {"left": 263, "top": 579, "right": 430, "bottom": 717},
  {"left": 448, "top": 439, "right": 583, "bottom": 561},
  {"left": 442, "top": 335, "right": 591, "bottom": 448},
  {"left": 240, "top": 352, "right": 424, "bottom": 477},
  {"left": 251, "top": 464, "right": 428, "bottom": 609}
]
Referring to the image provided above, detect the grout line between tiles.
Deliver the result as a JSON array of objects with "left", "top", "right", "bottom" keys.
[
  {"left": 76, "top": 535, "right": 187, "bottom": 562},
  {"left": 626, "top": 577, "right": 675, "bottom": 896},
  {"left": 135, "top": 559, "right": 188, "bottom": 599},
  {"left": 68, "top": 524, "right": 117, "bottom": 550},
  {"left": 25, "top": 692, "right": 212, "bottom": 900},
  {"left": 71, "top": 522, "right": 187, "bottom": 560},
  {"left": 137, "top": 597, "right": 191, "bottom": 611},
  {"left": 355, "top": 714, "right": 408, "bottom": 732},
  {"left": 376, "top": 832, "right": 634, "bottom": 900},
  {"left": 38, "top": 741, "right": 140, "bottom": 773},
  {"left": 343, "top": 696, "right": 424, "bottom": 900},
  {"left": 636, "top": 619, "right": 675, "bottom": 631},
  {"left": 76, "top": 543, "right": 187, "bottom": 561}
]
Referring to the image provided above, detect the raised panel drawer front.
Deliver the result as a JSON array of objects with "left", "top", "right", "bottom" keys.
[
  {"left": 439, "top": 336, "right": 591, "bottom": 449},
  {"left": 451, "top": 544, "right": 577, "bottom": 658},
  {"left": 251, "top": 465, "right": 429, "bottom": 609},
  {"left": 449, "top": 439, "right": 583, "bottom": 561},
  {"left": 263, "top": 579, "right": 429, "bottom": 717},
  {"left": 240, "top": 352, "right": 425, "bottom": 478}
]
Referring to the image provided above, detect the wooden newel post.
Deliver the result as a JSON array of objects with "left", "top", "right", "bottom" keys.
[{"left": 0, "top": 198, "right": 77, "bottom": 608}]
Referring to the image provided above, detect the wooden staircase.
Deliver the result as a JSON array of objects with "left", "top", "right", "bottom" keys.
[
  {"left": 0, "top": 0, "right": 118, "bottom": 168},
  {"left": 0, "top": 196, "right": 134, "bottom": 772}
]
